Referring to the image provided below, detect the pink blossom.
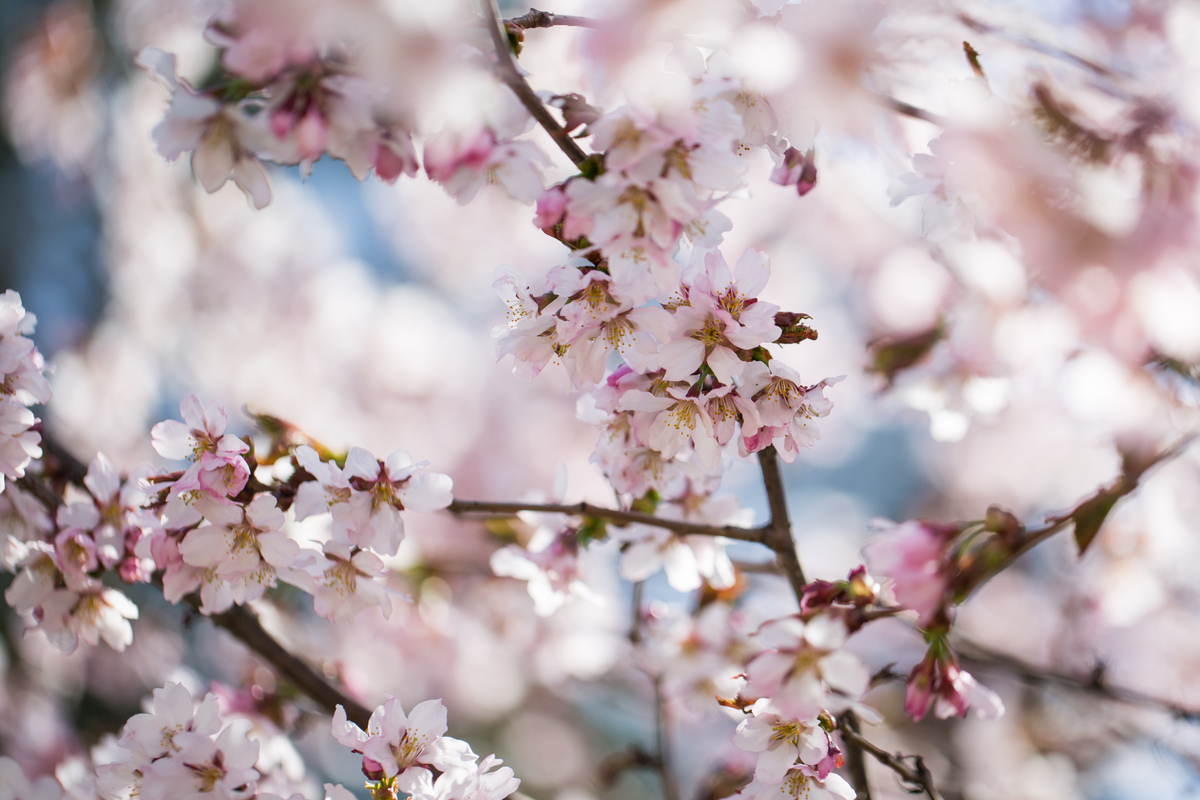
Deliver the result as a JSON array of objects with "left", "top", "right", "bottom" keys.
[
  {"left": 137, "top": 47, "right": 273, "bottom": 209},
  {"left": 744, "top": 614, "right": 870, "bottom": 720},
  {"left": 905, "top": 648, "right": 1004, "bottom": 722},
  {"left": 861, "top": 519, "right": 956, "bottom": 626},
  {"left": 332, "top": 697, "right": 447, "bottom": 779},
  {"left": 152, "top": 394, "right": 251, "bottom": 500},
  {"left": 424, "top": 129, "right": 548, "bottom": 205}
]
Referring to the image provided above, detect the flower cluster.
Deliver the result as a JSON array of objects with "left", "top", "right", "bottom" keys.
[
  {"left": 0, "top": 290, "right": 49, "bottom": 490},
  {"left": 728, "top": 699, "right": 853, "bottom": 800},
  {"left": 905, "top": 643, "right": 1004, "bottom": 722},
  {"left": 716, "top": 571, "right": 885, "bottom": 799},
  {"left": 332, "top": 698, "right": 519, "bottom": 800},
  {"left": 493, "top": 246, "right": 834, "bottom": 595},
  {"left": 3, "top": 382, "right": 453, "bottom": 652},
  {"left": 4, "top": 452, "right": 144, "bottom": 654},
  {"left": 95, "top": 681, "right": 265, "bottom": 800}
]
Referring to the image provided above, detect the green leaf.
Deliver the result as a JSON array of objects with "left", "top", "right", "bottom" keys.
[
  {"left": 1071, "top": 488, "right": 1122, "bottom": 554},
  {"left": 577, "top": 516, "right": 608, "bottom": 546},
  {"left": 630, "top": 490, "right": 659, "bottom": 514}
]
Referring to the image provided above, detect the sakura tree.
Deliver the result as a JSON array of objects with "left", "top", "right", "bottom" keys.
[{"left": 1, "top": 0, "right": 1199, "bottom": 799}]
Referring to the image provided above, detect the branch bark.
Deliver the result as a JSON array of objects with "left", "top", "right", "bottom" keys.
[
  {"left": 869, "top": 91, "right": 949, "bottom": 127},
  {"left": 841, "top": 711, "right": 873, "bottom": 800},
  {"left": 201, "top": 602, "right": 374, "bottom": 729},
  {"left": 482, "top": 0, "right": 589, "bottom": 167},
  {"left": 509, "top": 8, "right": 600, "bottom": 29},
  {"left": 755, "top": 446, "right": 806, "bottom": 600},
  {"left": 448, "top": 498, "right": 767, "bottom": 543},
  {"left": 836, "top": 717, "right": 945, "bottom": 800}
]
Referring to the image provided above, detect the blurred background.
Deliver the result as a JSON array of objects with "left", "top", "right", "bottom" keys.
[{"left": 2, "top": 0, "right": 1200, "bottom": 798}]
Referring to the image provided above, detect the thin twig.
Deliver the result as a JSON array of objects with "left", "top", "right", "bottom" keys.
[
  {"left": 626, "top": 581, "right": 679, "bottom": 800},
  {"left": 654, "top": 675, "right": 682, "bottom": 800},
  {"left": 482, "top": 0, "right": 589, "bottom": 167},
  {"left": 731, "top": 558, "right": 783, "bottom": 575},
  {"left": 509, "top": 8, "right": 600, "bottom": 29},
  {"left": 954, "top": 436, "right": 1195, "bottom": 599},
  {"left": 448, "top": 498, "right": 767, "bottom": 543},
  {"left": 755, "top": 447, "right": 879, "bottom": 800},
  {"left": 958, "top": 13, "right": 1117, "bottom": 79},
  {"left": 869, "top": 91, "right": 950, "bottom": 127},
  {"left": 836, "top": 718, "right": 945, "bottom": 800},
  {"left": 955, "top": 636, "right": 1200, "bottom": 722},
  {"left": 755, "top": 447, "right": 806, "bottom": 600},
  {"left": 842, "top": 711, "right": 873, "bottom": 800}
]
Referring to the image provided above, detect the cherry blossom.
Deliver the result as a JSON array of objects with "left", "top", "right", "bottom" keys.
[
  {"left": 723, "top": 766, "right": 855, "bottom": 800},
  {"left": 137, "top": 47, "right": 273, "bottom": 209},
  {"left": 862, "top": 519, "right": 957, "bottom": 626},
  {"left": 744, "top": 614, "right": 871, "bottom": 721},
  {"left": 151, "top": 395, "right": 251, "bottom": 500},
  {"left": 332, "top": 697, "right": 447, "bottom": 780},
  {"left": 178, "top": 494, "right": 301, "bottom": 606},
  {"left": 0, "top": 757, "right": 64, "bottom": 800},
  {"left": 905, "top": 646, "right": 1004, "bottom": 722},
  {"left": 98, "top": 682, "right": 262, "bottom": 800},
  {"left": 732, "top": 699, "right": 841, "bottom": 784},
  {"left": 302, "top": 540, "right": 392, "bottom": 622}
]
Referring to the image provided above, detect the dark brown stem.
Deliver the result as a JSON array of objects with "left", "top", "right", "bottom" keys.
[
  {"left": 448, "top": 498, "right": 767, "bottom": 543},
  {"left": 869, "top": 91, "right": 949, "bottom": 127},
  {"left": 755, "top": 446, "right": 806, "bottom": 600},
  {"left": 200, "top": 602, "right": 373, "bottom": 729},
  {"left": 841, "top": 711, "right": 873, "bottom": 800},
  {"left": 482, "top": 0, "right": 589, "bottom": 167},
  {"left": 509, "top": 8, "right": 600, "bottom": 29},
  {"left": 756, "top": 446, "right": 882, "bottom": 800},
  {"left": 836, "top": 717, "right": 945, "bottom": 800}
]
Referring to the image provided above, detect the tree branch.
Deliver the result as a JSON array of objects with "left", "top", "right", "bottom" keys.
[
  {"left": 841, "top": 711, "right": 873, "bottom": 800},
  {"left": 200, "top": 601, "right": 374, "bottom": 729},
  {"left": 755, "top": 446, "right": 807, "bottom": 600},
  {"left": 869, "top": 91, "right": 949, "bottom": 127},
  {"left": 482, "top": 0, "right": 590, "bottom": 167},
  {"left": 508, "top": 8, "right": 600, "bottom": 29},
  {"left": 955, "top": 636, "right": 1200, "bottom": 722},
  {"left": 836, "top": 717, "right": 945, "bottom": 800},
  {"left": 953, "top": 436, "right": 1195, "bottom": 599},
  {"left": 447, "top": 498, "right": 767, "bottom": 543}
]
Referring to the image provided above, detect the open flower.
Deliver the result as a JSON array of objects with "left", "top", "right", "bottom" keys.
[
  {"left": 332, "top": 697, "right": 448, "bottom": 780},
  {"left": 152, "top": 394, "right": 250, "bottom": 500}
]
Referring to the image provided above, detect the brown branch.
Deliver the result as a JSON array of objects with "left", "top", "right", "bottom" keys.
[
  {"left": 869, "top": 91, "right": 950, "bottom": 127},
  {"left": 953, "top": 436, "right": 1195, "bottom": 600},
  {"left": 753, "top": 447, "right": 878, "bottom": 800},
  {"left": 755, "top": 446, "right": 806, "bottom": 600},
  {"left": 482, "top": 0, "right": 589, "bottom": 167},
  {"left": 199, "top": 602, "right": 373, "bottom": 729},
  {"left": 955, "top": 636, "right": 1200, "bottom": 723},
  {"left": 509, "top": 8, "right": 600, "bottom": 29},
  {"left": 447, "top": 498, "right": 767, "bottom": 543},
  {"left": 841, "top": 711, "right": 873, "bottom": 800},
  {"left": 836, "top": 717, "right": 945, "bottom": 800}
]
